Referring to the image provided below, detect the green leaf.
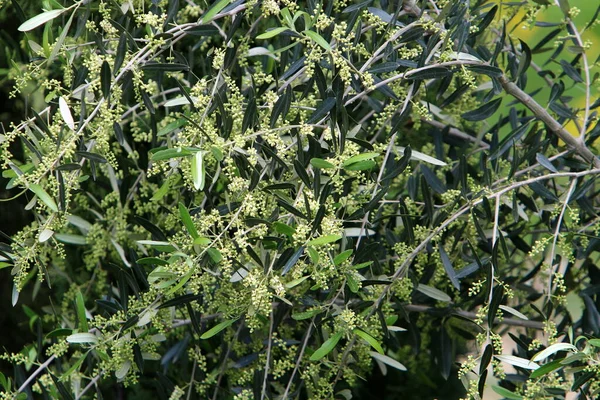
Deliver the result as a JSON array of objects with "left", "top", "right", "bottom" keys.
[
  {"left": 191, "top": 151, "right": 205, "bottom": 191},
  {"left": 136, "top": 240, "right": 176, "bottom": 253},
  {"left": 307, "top": 234, "right": 342, "bottom": 246},
  {"left": 334, "top": 249, "right": 353, "bottom": 266},
  {"left": 207, "top": 248, "right": 223, "bottom": 263},
  {"left": 281, "top": 246, "right": 304, "bottom": 276},
  {"left": 101, "top": 61, "right": 111, "bottom": 100},
  {"left": 310, "top": 332, "right": 343, "bottom": 361},
  {"left": 557, "top": 0, "right": 571, "bottom": 17},
  {"left": 354, "top": 329, "right": 384, "bottom": 354},
  {"left": 157, "top": 119, "right": 188, "bottom": 137},
  {"left": 467, "top": 65, "right": 503, "bottom": 77},
  {"left": 307, "top": 97, "right": 336, "bottom": 124},
  {"left": 369, "top": 351, "right": 407, "bottom": 371},
  {"left": 211, "top": 146, "right": 224, "bottom": 161},
  {"left": 439, "top": 244, "right": 459, "bottom": 290},
  {"left": 491, "top": 385, "right": 523, "bottom": 400},
  {"left": 342, "top": 152, "right": 379, "bottom": 167},
  {"left": 397, "top": 146, "right": 447, "bottom": 166},
  {"left": 304, "top": 30, "right": 331, "bottom": 51},
  {"left": 498, "top": 305, "right": 528, "bottom": 320},
  {"left": 346, "top": 273, "right": 359, "bottom": 293},
  {"left": 532, "top": 343, "right": 577, "bottom": 362},
  {"left": 416, "top": 284, "right": 451, "bottom": 302},
  {"left": 151, "top": 179, "right": 171, "bottom": 201},
  {"left": 200, "top": 0, "right": 232, "bottom": 24},
  {"left": 285, "top": 275, "right": 309, "bottom": 289},
  {"left": 76, "top": 151, "right": 107, "bottom": 163},
  {"left": 141, "top": 63, "right": 190, "bottom": 71},
  {"left": 18, "top": 8, "right": 66, "bottom": 32},
  {"left": 257, "top": 27, "right": 289, "bottom": 40},
  {"left": 38, "top": 229, "right": 54, "bottom": 243},
  {"left": 49, "top": 11, "right": 73, "bottom": 62},
  {"left": 495, "top": 355, "right": 539, "bottom": 370},
  {"left": 200, "top": 318, "right": 237, "bottom": 339},
  {"left": 178, "top": 203, "right": 199, "bottom": 239},
  {"left": 291, "top": 308, "right": 322, "bottom": 320},
  {"left": 29, "top": 183, "right": 58, "bottom": 212},
  {"left": 45, "top": 328, "right": 73, "bottom": 339},
  {"left": 310, "top": 158, "right": 335, "bottom": 169},
  {"left": 344, "top": 160, "right": 376, "bottom": 171},
  {"left": 62, "top": 352, "right": 89, "bottom": 379},
  {"left": 55, "top": 233, "right": 86, "bottom": 245},
  {"left": 193, "top": 237, "right": 211, "bottom": 246},
  {"left": 150, "top": 147, "right": 192, "bottom": 161},
  {"left": 461, "top": 98, "right": 502, "bottom": 121},
  {"left": 529, "top": 359, "right": 564, "bottom": 379},
  {"left": 405, "top": 67, "right": 452, "bottom": 80},
  {"left": 66, "top": 332, "right": 98, "bottom": 344}
]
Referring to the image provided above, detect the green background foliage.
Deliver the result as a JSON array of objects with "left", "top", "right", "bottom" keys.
[{"left": 1, "top": 0, "right": 600, "bottom": 399}]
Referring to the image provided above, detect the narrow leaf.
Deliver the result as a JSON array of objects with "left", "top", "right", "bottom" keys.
[
  {"left": 66, "top": 333, "right": 98, "bottom": 344},
  {"left": 310, "top": 332, "right": 343, "bottom": 361},
  {"left": 416, "top": 284, "right": 451, "bottom": 302},
  {"left": 18, "top": 9, "right": 65, "bottom": 32},
  {"left": 191, "top": 151, "right": 205, "bottom": 190},
  {"left": 439, "top": 244, "right": 459, "bottom": 290},
  {"left": 491, "top": 385, "right": 523, "bottom": 400},
  {"left": 462, "top": 98, "right": 502, "bottom": 121},
  {"left": 29, "top": 184, "right": 58, "bottom": 212},
  {"left": 495, "top": 355, "right": 539, "bottom": 370},
  {"left": 369, "top": 352, "right": 407, "bottom": 371},
  {"left": 178, "top": 203, "right": 199, "bottom": 239},
  {"left": 200, "top": 0, "right": 232, "bottom": 24},
  {"left": 101, "top": 61, "right": 111, "bottom": 99},
  {"left": 310, "top": 158, "right": 335, "bottom": 169},
  {"left": 304, "top": 30, "right": 331, "bottom": 51},
  {"left": 499, "top": 305, "right": 528, "bottom": 320},
  {"left": 307, "top": 234, "right": 342, "bottom": 246},
  {"left": 532, "top": 343, "right": 577, "bottom": 362},
  {"left": 200, "top": 318, "right": 237, "bottom": 339},
  {"left": 257, "top": 27, "right": 289, "bottom": 39},
  {"left": 75, "top": 291, "right": 89, "bottom": 332},
  {"left": 59, "top": 97, "right": 75, "bottom": 130},
  {"left": 354, "top": 329, "right": 384, "bottom": 354}
]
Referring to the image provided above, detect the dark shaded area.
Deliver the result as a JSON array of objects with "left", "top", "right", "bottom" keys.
[{"left": 0, "top": 3, "right": 36, "bottom": 376}]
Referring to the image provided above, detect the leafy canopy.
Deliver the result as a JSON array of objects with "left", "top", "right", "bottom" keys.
[{"left": 1, "top": 0, "right": 600, "bottom": 399}]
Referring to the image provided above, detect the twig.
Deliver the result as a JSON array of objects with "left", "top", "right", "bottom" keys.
[
  {"left": 261, "top": 306, "right": 275, "bottom": 400},
  {"left": 16, "top": 355, "right": 56, "bottom": 395},
  {"left": 282, "top": 317, "right": 315, "bottom": 399},
  {"left": 76, "top": 371, "right": 103, "bottom": 400},
  {"left": 547, "top": 178, "right": 578, "bottom": 301},
  {"left": 498, "top": 75, "right": 600, "bottom": 168}
]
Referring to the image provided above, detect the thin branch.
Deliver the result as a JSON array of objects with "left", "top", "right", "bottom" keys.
[
  {"left": 547, "top": 178, "right": 578, "bottom": 301},
  {"left": 282, "top": 317, "right": 315, "bottom": 399},
  {"left": 16, "top": 355, "right": 56, "bottom": 395},
  {"left": 76, "top": 371, "right": 103, "bottom": 400},
  {"left": 261, "top": 305, "right": 275, "bottom": 400},
  {"left": 498, "top": 75, "right": 600, "bottom": 168}
]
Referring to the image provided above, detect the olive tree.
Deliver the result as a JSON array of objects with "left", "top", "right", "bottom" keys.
[{"left": 1, "top": 0, "right": 600, "bottom": 399}]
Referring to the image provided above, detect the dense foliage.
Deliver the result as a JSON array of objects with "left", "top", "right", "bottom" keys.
[{"left": 1, "top": 0, "right": 600, "bottom": 399}]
